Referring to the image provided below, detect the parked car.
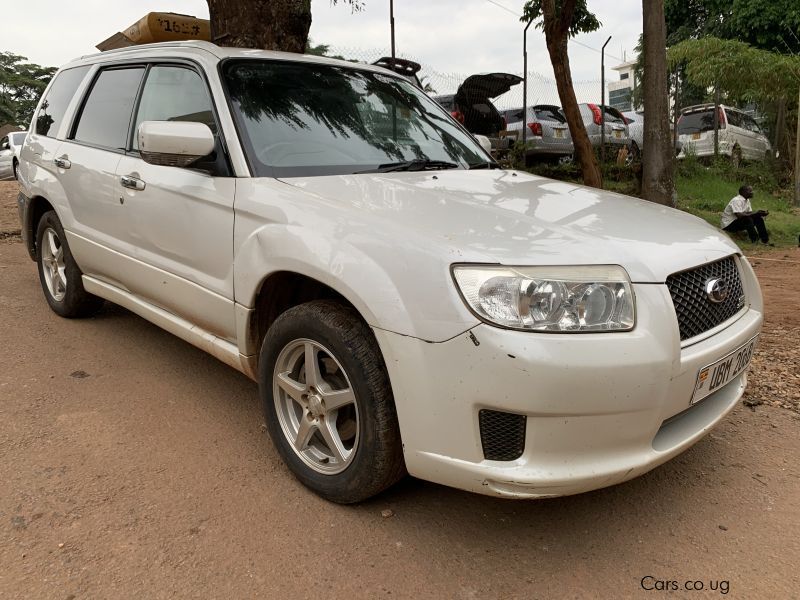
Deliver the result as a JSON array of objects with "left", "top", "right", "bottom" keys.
[
  {"left": 677, "top": 104, "right": 772, "bottom": 163},
  {"left": 0, "top": 135, "right": 13, "bottom": 180},
  {"left": 434, "top": 73, "right": 522, "bottom": 148},
  {"left": 503, "top": 104, "right": 573, "bottom": 164},
  {"left": 622, "top": 111, "right": 683, "bottom": 160},
  {"left": 578, "top": 103, "right": 630, "bottom": 152},
  {"left": 19, "top": 42, "right": 763, "bottom": 503},
  {"left": 0, "top": 131, "right": 24, "bottom": 180}
]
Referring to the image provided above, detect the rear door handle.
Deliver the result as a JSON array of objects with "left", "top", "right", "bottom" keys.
[
  {"left": 120, "top": 174, "right": 146, "bottom": 191},
  {"left": 54, "top": 156, "right": 71, "bottom": 169}
]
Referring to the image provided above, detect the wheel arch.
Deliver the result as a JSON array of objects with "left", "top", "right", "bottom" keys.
[
  {"left": 23, "top": 194, "right": 57, "bottom": 261},
  {"left": 247, "top": 270, "right": 369, "bottom": 358}
]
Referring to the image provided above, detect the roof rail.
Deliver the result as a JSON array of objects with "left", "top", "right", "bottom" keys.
[{"left": 80, "top": 40, "right": 221, "bottom": 60}]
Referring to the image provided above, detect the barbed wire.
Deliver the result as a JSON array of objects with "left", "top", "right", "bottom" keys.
[{"left": 330, "top": 45, "right": 606, "bottom": 109}]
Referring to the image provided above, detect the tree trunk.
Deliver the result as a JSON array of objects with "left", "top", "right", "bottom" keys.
[
  {"left": 641, "top": 0, "right": 674, "bottom": 206},
  {"left": 207, "top": 0, "right": 312, "bottom": 52},
  {"left": 541, "top": 5, "right": 601, "bottom": 188}
]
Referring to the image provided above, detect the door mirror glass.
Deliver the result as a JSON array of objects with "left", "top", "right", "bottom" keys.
[{"left": 137, "top": 121, "right": 215, "bottom": 167}]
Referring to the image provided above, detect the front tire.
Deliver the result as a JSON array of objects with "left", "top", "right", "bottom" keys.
[
  {"left": 259, "top": 300, "right": 405, "bottom": 503},
  {"left": 35, "top": 211, "right": 104, "bottom": 318}
]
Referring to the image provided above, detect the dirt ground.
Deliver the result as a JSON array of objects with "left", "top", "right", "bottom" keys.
[{"left": 1, "top": 180, "right": 799, "bottom": 598}]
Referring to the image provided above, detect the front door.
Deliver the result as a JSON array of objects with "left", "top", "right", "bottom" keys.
[{"left": 114, "top": 64, "right": 236, "bottom": 341}]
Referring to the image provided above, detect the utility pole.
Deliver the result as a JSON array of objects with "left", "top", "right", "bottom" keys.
[
  {"left": 390, "top": 0, "right": 396, "bottom": 60},
  {"left": 794, "top": 84, "right": 800, "bottom": 206},
  {"left": 600, "top": 36, "right": 611, "bottom": 164},
  {"left": 522, "top": 18, "right": 534, "bottom": 145}
]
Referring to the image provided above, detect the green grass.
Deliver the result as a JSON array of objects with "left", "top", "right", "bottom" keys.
[
  {"left": 523, "top": 153, "right": 800, "bottom": 248},
  {"left": 676, "top": 160, "right": 800, "bottom": 248}
]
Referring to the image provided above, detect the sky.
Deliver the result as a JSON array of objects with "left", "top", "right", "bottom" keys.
[{"left": 6, "top": 0, "right": 642, "bottom": 87}]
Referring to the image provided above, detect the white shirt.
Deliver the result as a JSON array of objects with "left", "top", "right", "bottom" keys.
[{"left": 721, "top": 194, "right": 752, "bottom": 228}]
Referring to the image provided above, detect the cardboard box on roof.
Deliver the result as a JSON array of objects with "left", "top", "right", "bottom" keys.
[{"left": 97, "top": 12, "right": 211, "bottom": 51}]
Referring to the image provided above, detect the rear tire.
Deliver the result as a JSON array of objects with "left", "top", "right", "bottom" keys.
[
  {"left": 35, "top": 211, "right": 104, "bottom": 318},
  {"left": 259, "top": 300, "right": 405, "bottom": 503}
]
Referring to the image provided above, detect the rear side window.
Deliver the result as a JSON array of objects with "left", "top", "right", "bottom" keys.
[
  {"left": 678, "top": 110, "right": 715, "bottom": 134},
  {"left": 72, "top": 67, "right": 145, "bottom": 150},
  {"left": 725, "top": 109, "right": 742, "bottom": 128},
  {"left": 34, "top": 66, "right": 90, "bottom": 137},
  {"left": 132, "top": 66, "right": 216, "bottom": 150}
]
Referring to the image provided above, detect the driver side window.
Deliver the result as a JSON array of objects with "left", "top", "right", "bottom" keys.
[{"left": 132, "top": 65, "right": 216, "bottom": 151}]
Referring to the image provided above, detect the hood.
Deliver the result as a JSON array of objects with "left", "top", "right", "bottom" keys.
[
  {"left": 279, "top": 170, "right": 739, "bottom": 283},
  {"left": 457, "top": 73, "right": 522, "bottom": 100}
]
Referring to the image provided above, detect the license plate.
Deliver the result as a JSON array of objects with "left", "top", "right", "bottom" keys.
[
  {"left": 692, "top": 132, "right": 701, "bottom": 140},
  {"left": 555, "top": 129, "right": 564, "bottom": 139},
  {"left": 614, "top": 130, "right": 621, "bottom": 139},
  {"left": 691, "top": 336, "right": 758, "bottom": 405}
]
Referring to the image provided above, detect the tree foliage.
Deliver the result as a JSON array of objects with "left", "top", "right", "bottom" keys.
[
  {"left": 668, "top": 37, "right": 800, "bottom": 105},
  {"left": 522, "top": 0, "right": 600, "bottom": 36},
  {"left": 665, "top": 0, "right": 800, "bottom": 54},
  {"left": 0, "top": 52, "right": 56, "bottom": 126}
]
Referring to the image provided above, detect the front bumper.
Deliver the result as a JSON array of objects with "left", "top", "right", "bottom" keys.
[{"left": 374, "top": 271, "right": 763, "bottom": 499}]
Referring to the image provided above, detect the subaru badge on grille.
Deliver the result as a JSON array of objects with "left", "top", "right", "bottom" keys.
[{"left": 705, "top": 278, "right": 729, "bottom": 304}]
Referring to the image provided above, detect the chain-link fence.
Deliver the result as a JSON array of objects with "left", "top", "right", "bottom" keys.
[{"left": 328, "top": 45, "right": 604, "bottom": 110}]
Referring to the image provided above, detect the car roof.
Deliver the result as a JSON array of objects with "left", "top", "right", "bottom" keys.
[{"left": 62, "top": 41, "right": 401, "bottom": 78}]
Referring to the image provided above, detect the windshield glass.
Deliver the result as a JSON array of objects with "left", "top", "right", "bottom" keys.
[
  {"left": 223, "top": 60, "right": 489, "bottom": 177},
  {"left": 678, "top": 110, "right": 716, "bottom": 134}
]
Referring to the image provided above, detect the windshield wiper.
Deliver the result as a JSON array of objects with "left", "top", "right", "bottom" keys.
[
  {"left": 468, "top": 161, "right": 502, "bottom": 170},
  {"left": 358, "top": 159, "right": 459, "bottom": 173}
]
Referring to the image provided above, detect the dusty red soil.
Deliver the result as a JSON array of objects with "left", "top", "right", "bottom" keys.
[{"left": 1, "top": 181, "right": 798, "bottom": 598}]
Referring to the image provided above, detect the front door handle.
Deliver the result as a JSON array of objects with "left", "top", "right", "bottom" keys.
[
  {"left": 120, "top": 174, "right": 146, "bottom": 191},
  {"left": 54, "top": 156, "right": 71, "bottom": 169}
]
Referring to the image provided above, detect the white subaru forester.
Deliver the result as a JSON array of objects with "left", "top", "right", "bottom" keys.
[{"left": 18, "top": 42, "right": 762, "bottom": 503}]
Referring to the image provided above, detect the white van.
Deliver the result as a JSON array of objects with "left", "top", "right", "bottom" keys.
[{"left": 677, "top": 104, "right": 772, "bottom": 162}]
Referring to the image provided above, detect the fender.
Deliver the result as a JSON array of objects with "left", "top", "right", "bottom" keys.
[{"left": 233, "top": 178, "right": 480, "bottom": 344}]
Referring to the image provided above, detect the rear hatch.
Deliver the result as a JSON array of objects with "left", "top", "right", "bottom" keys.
[
  {"left": 532, "top": 105, "right": 571, "bottom": 144},
  {"left": 455, "top": 73, "right": 522, "bottom": 136},
  {"left": 678, "top": 106, "right": 724, "bottom": 155}
]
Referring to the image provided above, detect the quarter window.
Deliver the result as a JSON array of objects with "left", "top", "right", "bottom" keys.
[
  {"left": 132, "top": 66, "right": 216, "bottom": 150},
  {"left": 34, "top": 66, "right": 90, "bottom": 137},
  {"left": 72, "top": 67, "right": 145, "bottom": 150}
]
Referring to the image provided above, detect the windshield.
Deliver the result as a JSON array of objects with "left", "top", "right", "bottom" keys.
[{"left": 223, "top": 60, "right": 489, "bottom": 177}]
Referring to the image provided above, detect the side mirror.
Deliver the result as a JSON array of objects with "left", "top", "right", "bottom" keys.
[{"left": 137, "top": 121, "right": 215, "bottom": 168}]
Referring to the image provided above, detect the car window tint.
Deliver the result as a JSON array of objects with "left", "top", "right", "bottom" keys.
[
  {"left": 725, "top": 110, "right": 742, "bottom": 128},
  {"left": 34, "top": 66, "right": 90, "bottom": 138},
  {"left": 72, "top": 67, "right": 144, "bottom": 150},
  {"left": 678, "top": 110, "right": 715, "bottom": 134},
  {"left": 534, "top": 107, "right": 566, "bottom": 123},
  {"left": 132, "top": 66, "right": 216, "bottom": 150}
]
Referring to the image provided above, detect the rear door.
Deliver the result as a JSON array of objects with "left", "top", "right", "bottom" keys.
[
  {"left": 55, "top": 66, "right": 145, "bottom": 278},
  {"left": 114, "top": 63, "right": 236, "bottom": 341}
]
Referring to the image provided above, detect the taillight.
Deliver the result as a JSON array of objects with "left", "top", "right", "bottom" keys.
[
  {"left": 451, "top": 110, "right": 465, "bottom": 124},
  {"left": 527, "top": 122, "right": 542, "bottom": 136},
  {"left": 718, "top": 107, "right": 726, "bottom": 128},
  {"left": 588, "top": 103, "right": 602, "bottom": 126}
]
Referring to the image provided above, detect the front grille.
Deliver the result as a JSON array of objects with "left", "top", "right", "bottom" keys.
[
  {"left": 666, "top": 256, "right": 745, "bottom": 341},
  {"left": 479, "top": 409, "right": 526, "bottom": 461}
]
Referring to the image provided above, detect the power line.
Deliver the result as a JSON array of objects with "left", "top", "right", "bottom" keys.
[{"left": 481, "top": 0, "right": 625, "bottom": 63}]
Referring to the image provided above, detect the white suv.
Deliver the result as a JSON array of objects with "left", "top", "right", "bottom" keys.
[{"left": 18, "top": 42, "right": 763, "bottom": 503}]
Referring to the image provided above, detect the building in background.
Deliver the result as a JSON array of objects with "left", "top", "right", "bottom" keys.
[{"left": 608, "top": 61, "right": 636, "bottom": 113}]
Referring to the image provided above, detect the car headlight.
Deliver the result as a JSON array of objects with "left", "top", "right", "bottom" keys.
[{"left": 452, "top": 265, "right": 635, "bottom": 332}]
